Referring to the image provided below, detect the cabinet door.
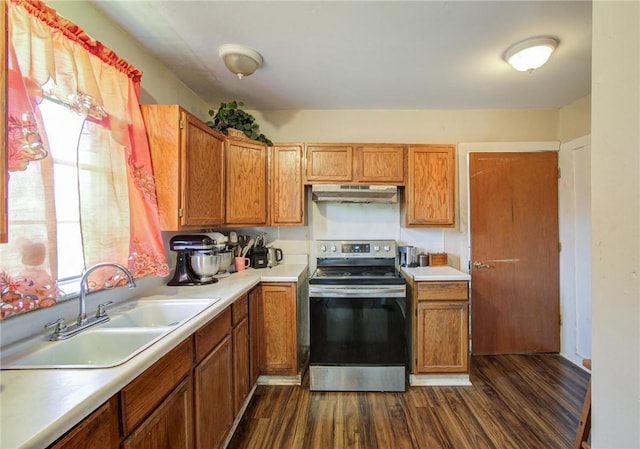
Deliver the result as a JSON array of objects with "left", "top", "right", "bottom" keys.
[
  {"left": 271, "top": 144, "right": 304, "bottom": 225},
  {"left": 233, "top": 317, "right": 250, "bottom": 415},
  {"left": 194, "top": 335, "right": 234, "bottom": 449},
  {"left": 182, "top": 112, "right": 225, "bottom": 227},
  {"left": 48, "top": 397, "right": 119, "bottom": 449},
  {"left": 122, "top": 378, "right": 193, "bottom": 449},
  {"left": 415, "top": 301, "right": 469, "bottom": 373},
  {"left": 305, "top": 145, "right": 353, "bottom": 182},
  {"left": 120, "top": 338, "right": 193, "bottom": 435},
  {"left": 405, "top": 145, "right": 456, "bottom": 227},
  {"left": 354, "top": 145, "right": 405, "bottom": 184},
  {"left": 142, "top": 105, "right": 225, "bottom": 230},
  {"left": 248, "top": 286, "right": 261, "bottom": 386},
  {"left": 225, "top": 139, "right": 268, "bottom": 225},
  {"left": 258, "top": 283, "right": 297, "bottom": 375}
]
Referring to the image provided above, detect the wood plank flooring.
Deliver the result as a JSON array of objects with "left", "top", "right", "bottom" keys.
[{"left": 228, "top": 355, "right": 590, "bottom": 449}]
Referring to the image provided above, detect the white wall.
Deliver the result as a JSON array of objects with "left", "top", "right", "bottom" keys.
[{"left": 591, "top": 1, "right": 640, "bottom": 447}]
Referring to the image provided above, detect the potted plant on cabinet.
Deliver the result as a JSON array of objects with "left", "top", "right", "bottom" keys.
[{"left": 206, "top": 100, "right": 273, "bottom": 145}]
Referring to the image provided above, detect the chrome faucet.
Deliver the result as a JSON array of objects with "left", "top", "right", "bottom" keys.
[
  {"left": 45, "top": 262, "right": 136, "bottom": 341},
  {"left": 78, "top": 262, "right": 136, "bottom": 325}
]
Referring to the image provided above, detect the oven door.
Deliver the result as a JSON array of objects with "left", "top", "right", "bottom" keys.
[{"left": 309, "top": 284, "right": 407, "bottom": 392}]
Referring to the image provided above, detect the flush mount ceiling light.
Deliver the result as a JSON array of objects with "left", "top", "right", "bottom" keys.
[
  {"left": 503, "top": 37, "right": 558, "bottom": 73},
  {"left": 219, "top": 44, "right": 263, "bottom": 79}
]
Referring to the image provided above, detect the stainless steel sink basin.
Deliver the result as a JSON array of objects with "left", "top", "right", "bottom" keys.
[{"left": 0, "top": 297, "right": 222, "bottom": 369}]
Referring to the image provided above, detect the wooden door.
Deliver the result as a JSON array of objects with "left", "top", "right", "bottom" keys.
[
  {"left": 470, "top": 152, "right": 559, "bottom": 355},
  {"left": 225, "top": 139, "right": 267, "bottom": 225},
  {"left": 122, "top": 378, "right": 193, "bottom": 449},
  {"left": 415, "top": 301, "right": 469, "bottom": 373},
  {"left": 305, "top": 145, "right": 353, "bottom": 182},
  {"left": 271, "top": 144, "right": 304, "bottom": 225},
  {"left": 258, "top": 283, "right": 297, "bottom": 375},
  {"left": 354, "top": 145, "right": 405, "bottom": 184},
  {"left": 49, "top": 398, "right": 119, "bottom": 449},
  {"left": 194, "top": 335, "right": 233, "bottom": 449},
  {"left": 182, "top": 112, "right": 225, "bottom": 227},
  {"left": 405, "top": 145, "right": 456, "bottom": 227}
]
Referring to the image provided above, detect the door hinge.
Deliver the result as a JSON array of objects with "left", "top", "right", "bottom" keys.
[
  {"left": 558, "top": 167, "right": 561, "bottom": 179},
  {"left": 179, "top": 119, "right": 185, "bottom": 129},
  {"left": 559, "top": 314, "right": 563, "bottom": 326},
  {"left": 559, "top": 242, "right": 562, "bottom": 252},
  {"left": 178, "top": 208, "right": 184, "bottom": 217}
]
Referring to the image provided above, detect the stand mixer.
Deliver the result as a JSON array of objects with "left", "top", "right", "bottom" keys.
[{"left": 167, "top": 235, "right": 221, "bottom": 286}]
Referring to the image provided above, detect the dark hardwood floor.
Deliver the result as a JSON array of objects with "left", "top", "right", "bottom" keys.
[{"left": 228, "top": 355, "right": 590, "bottom": 449}]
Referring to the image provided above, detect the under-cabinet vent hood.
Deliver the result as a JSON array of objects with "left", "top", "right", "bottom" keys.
[{"left": 311, "top": 184, "right": 398, "bottom": 203}]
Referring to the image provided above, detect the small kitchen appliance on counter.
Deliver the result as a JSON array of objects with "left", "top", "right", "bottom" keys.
[
  {"left": 308, "top": 240, "right": 407, "bottom": 392},
  {"left": 398, "top": 245, "right": 417, "bottom": 267},
  {"left": 167, "top": 235, "right": 220, "bottom": 286}
]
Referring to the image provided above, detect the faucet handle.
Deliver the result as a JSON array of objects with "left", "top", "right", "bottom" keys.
[
  {"left": 96, "top": 301, "right": 113, "bottom": 318},
  {"left": 45, "top": 318, "right": 67, "bottom": 332}
]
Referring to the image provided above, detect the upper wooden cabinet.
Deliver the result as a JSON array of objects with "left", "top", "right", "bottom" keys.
[
  {"left": 405, "top": 144, "right": 456, "bottom": 227},
  {"left": 225, "top": 137, "right": 268, "bottom": 226},
  {"left": 354, "top": 145, "right": 405, "bottom": 184},
  {"left": 271, "top": 144, "right": 304, "bottom": 225},
  {"left": 305, "top": 145, "right": 353, "bottom": 182},
  {"left": 304, "top": 144, "right": 405, "bottom": 185},
  {"left": 141, "top": 105, "right": 225, "bottom": 230}
]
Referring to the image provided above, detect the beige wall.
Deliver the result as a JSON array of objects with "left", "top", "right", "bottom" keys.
[
  {"left": 250, "top": 109, "right": 560, "bottom": 143},
  {"left": 591, "top": 1, "right": 640, "bottom": 447},
  {"left": 558, "top": 95, "right": 591, "bottom": 142}
]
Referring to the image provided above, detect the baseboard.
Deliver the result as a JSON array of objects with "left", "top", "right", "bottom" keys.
[{"left": 410, "top": 373, "right": 472, "bottom": 386}]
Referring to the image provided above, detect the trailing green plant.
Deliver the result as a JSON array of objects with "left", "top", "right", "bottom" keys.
[{"left": 206, "top": 100, "right": 273, "bottom": 146}]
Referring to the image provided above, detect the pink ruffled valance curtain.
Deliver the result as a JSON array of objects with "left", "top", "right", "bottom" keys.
[{"left": 1, "top": 0, "right": 168, "bottom": 318}]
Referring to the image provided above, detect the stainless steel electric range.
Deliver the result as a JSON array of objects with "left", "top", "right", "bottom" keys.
[{"left": 308, "top": 240, "right": 407, "bottom": 392}]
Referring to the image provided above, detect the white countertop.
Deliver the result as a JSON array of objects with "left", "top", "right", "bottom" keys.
[
  {"left": 400, "top": 265, "right": 471, "bottom": 281},
  {"left": 0, "top": 264, "right": 308, "bottom": 449}
]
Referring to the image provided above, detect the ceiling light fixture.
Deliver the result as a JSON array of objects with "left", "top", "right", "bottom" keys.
[
  {"left": 219, "top": 44, "right": 263, "bottom": 79},
  {"left": 503, "top": 37, "right": 558, "bottom": 73}
]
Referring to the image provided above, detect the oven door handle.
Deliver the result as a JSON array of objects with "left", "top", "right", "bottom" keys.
[{"left": 309, "top": 286, "right": 406, "bottom": 298}]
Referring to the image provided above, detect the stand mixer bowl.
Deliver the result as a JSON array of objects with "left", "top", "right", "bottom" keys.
[
  {"left": 189, "top": 253, "right": 221, "bottom": 281},
  {"left": 217, "top": 250, "right": 233, "bottom": 273}
]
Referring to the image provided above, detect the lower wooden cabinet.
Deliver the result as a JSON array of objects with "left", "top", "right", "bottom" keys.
[
  {"left": 122, "top": 378, "right": 193, "bottom": 449},
  {"left": 412, "top": 281, "right": 470, "bottom": 374},
  {"left": 232, "top": 294, "right": 251, "bottom": 415},
  {"left": 255, "top": 282, "right": 298, "bottom": 376},
  {"left": 194, "top": 334, "right": 234, "bottom": 449},
  {"left": 46, "top": 287, "right": 278, "bottom": 449},
  {"left": 48, "top": 397, "right": 119, "bottom": 449}
]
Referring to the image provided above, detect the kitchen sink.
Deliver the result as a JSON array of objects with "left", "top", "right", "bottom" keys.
[
  {"left": 103, "top": 299, "right": 218, "bottom": 328},
  {"left": 0, "top": 328, "right": 167, "bottom": 369},
  {"left": 0, "top": 297, "right": 222, "bottom": 369}
]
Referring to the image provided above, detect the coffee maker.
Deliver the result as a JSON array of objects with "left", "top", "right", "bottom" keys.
[
  {"left": 398, "top": 245, "right": 418, "bottom": 267},
  {"left": 168, "top": 235, "right": 220, "bottom": 286}
]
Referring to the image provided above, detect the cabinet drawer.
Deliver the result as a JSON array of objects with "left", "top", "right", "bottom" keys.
[
  {"left": 416, "top": 281, "right": 468, "bottom": 301},
  {"left": 120, "top": 338, "right": 193, "bottom": 435},
  {"left": 195, "top": 307, "right": 232, "bottom": 362},
  {"left": 232, "top": 294, "right": 249, "bottom": 326}
]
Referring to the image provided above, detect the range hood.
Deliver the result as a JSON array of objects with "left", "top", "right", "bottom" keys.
[{"left": 311, "top": 184, "right": 398, "bottom": 203}]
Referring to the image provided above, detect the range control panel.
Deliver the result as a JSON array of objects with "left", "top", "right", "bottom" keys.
[{"left": 316, "top": 240, "right": 396, "bottom": 258}]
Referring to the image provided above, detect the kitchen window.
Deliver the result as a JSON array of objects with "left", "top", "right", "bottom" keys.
[{"left": 1, "top": 0, "right": 169, "bottom": 319}]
